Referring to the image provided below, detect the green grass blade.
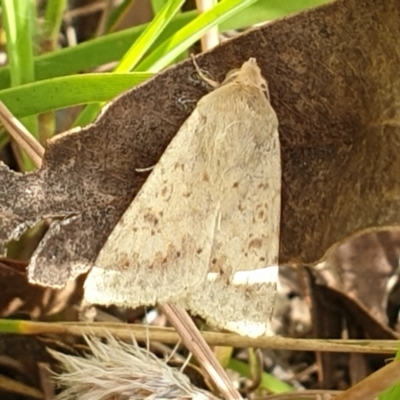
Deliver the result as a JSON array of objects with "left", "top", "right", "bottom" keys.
[
  {"left": 0, "top": 72, "right": 152, "bottom": 119},
  {"left": 0, "top": 12, "right": 195, "bottom": 90},
  {"left": 229, "top": 359, "right": 293, "bottom": 394},
  {"left": 136, "top": 0, "right": 259, "bottom": 72},
  {"left": 226, "top": 0, "right": 332, "bottom": 27},
  {"left": 74, "top": 0, "right": 184, "bottom": 127},
  {"left": 1, "top": 0, "right": 38, "bottom": 170},
  {"left": 44, "top": 0, "right": 67, "bottom": 47},
  {"left": 151, "top": 0, "right": 169, "bottom": 14},
  {"left": 106, "top": 0, "right": 135, "bottom": 33},
  {"left": 1, "top": 0, "right": 36, "bottom": 86},
  {"left": 116, "top": 0, "right": 185, "bottom": 72}
]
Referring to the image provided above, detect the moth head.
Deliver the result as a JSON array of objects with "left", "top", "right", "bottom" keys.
[{"left": 222, "top": 58, "right": 270, "bottom": 101}]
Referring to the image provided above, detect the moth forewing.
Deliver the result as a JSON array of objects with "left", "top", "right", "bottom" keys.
[
  {"left": 85, "top": 109, "right": 220, "bottom": 307},
  {"left": 180, "top": 68, "right": 281, "bottom": 336}
]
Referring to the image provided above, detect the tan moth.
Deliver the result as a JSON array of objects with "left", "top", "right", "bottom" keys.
[{"left": 84, "top": 58, "right": 281, "bottom": 337}]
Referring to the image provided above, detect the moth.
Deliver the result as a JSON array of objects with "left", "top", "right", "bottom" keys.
[{"left": 84, "top": 58, "right": 281, "bottom": 337}]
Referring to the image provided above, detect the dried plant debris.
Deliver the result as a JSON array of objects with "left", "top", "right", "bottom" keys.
[
  {"left": 323, "top": 231, "right": 400, "bottom": 326},
  {"left": 49, "top": 334, "right": 219, "bottom": 400},
  {"left": 0, "top": 257, "right": 84, "bottom": 318},
  {"left": 1, "top": 0, "right": 400, "bottom": 290},
  {"left": 0, "top": 335, "right": 52, "bottom": 398}
]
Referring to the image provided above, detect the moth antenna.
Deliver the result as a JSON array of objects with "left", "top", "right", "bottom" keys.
[
  {"left": 135, "top": 165, "right": 154, "bottom": 173},
  {"left": 191, "top": 54, "right": 219, "bottom": 88}
]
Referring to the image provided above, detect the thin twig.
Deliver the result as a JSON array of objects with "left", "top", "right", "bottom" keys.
[
  {"left": 334, "top": 359, "right": 400, "bottom": 400},
  {"left": 13, "top": 320, "right": 400, "bottom": 354},
  {"left": 195, "top": 0, "right": 220, "bottom": 51},
  {"left": 0, "top": 101, "right": 44, "bottom": 168},
  {"left": 160, "top": 303, "right": 243, "bottom": 399}
]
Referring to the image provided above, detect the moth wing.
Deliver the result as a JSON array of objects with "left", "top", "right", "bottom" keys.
[
  {"left": 212, "top": 123, "right": 281, "bottom": 273},
  {"left": 179, "top": 266, "right": 278, "bottom": 337},
  {"left": 84, "top": 109, "right": 218, "bottom": 308},
  {"left": 181, "top": 87, "right": 281, "bottom": 337}
]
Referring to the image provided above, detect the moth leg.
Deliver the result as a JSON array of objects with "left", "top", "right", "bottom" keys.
[
  {"left": 135, "top": 165, "right": 155, "bottom": 173},
  {"left": 176, "top": 96, "right": 197, "bottom": 111}
]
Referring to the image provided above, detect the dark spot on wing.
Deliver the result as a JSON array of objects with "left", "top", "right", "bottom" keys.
[
  {"left": 144, "top": 213, "right": 159, "bottom": 225},
  {"left": 249, "top": 238, "right": 263, "bottom": 248},
  {"left": 173, "top": 162, "right": 185, "bottom": 171},
  {"left": 119, "top": 254, "right": 130, "bottom": 270},
  {"left": 161, "top": 186, "right": 168, "bottom": 197}
]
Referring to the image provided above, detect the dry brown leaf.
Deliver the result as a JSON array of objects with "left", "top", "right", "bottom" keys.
[
  {"left": 305, "top": 264, "right": 399, "bottom": 389},
  {"left": 0, "top": 335, "right": 52, "bottom": 398},
  {"left": 326, "top": 232, "right": 400, "bottom": 325},
  {"left": 0, "top": 258, "right": 84, "bottom": 318}
]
